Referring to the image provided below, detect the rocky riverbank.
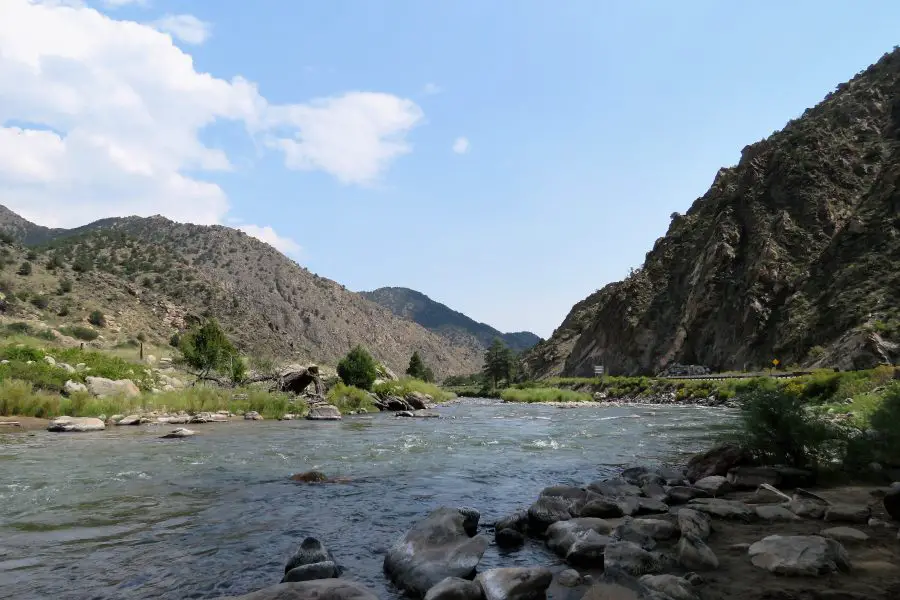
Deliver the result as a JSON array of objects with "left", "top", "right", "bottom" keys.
[{"left": 216, "top": 445, "right": 900, "bottom": 600}]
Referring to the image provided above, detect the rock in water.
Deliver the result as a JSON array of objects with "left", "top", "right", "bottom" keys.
[
  {"left": 244, "top": 411, "right": 264, "bottom": 420},
  {"left": 638, "top": 575, "right": 698, "bottom": 600},
  {"left": 306, "top": 405, "right": 342, "bottom": 421},
  {"left": 160, "top": 428, "right": 195, "bottom": 439},
  {"left": 495, "top": 510, "right": 528, "bottom": 548},
  {"left": 495, "top": 528, "right": 525, "bottom": 549},
  {"left": 217, "top": 580, "right": 378, "bottom": 600},
  {"left": 603, "top": 541, "right": 665, "bottom": 576},
  {"left": 384, "top": 507, "right": 489, "bottom": 598},
  {"left": 46, "top": 416, "right": 105, "bottom": 432},
  {"left": 291, "top": 471, "right": 329, "bottom": 483},
  {"left": 527, "top": 496, "right": 573, "bottom": 534},
  {"left": 546, "top": 519, "right": 613, "bottom": 567},
  {"left": 556, "top": 570, "right": 582, "bottom": 588},
  {"left": 748, "top": 535, "right": 852, "bottom": 576},
  {"left": 424, "top": 577, "right": 484, "bottom": 600},
  {"left": 692, "top": 476, "right": 731, "bottom": 496},
  {"left": 883, "top": 484, "right": 900, "bottom": 521},
  {"left": 580, "top": 497, "right": 625, "bottom": 518},
  {"left": 283, "top": 537, "right": 338, "bottom": 579},
  {"left": 282, "top": 561, "right": 337, "bottom": 583},
  {"left": 676, "top": 535, "right": 719, "bottom": 570},
  {"left": 677, "top": 509, "right": 711, "bottom": 541},
  {"left": 475, "top": 567, "right": 552, "bottom": 600}
]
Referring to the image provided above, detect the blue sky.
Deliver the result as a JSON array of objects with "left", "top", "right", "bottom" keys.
[{"left": 3, "top": 1, "right": 900, "bottom": 338}]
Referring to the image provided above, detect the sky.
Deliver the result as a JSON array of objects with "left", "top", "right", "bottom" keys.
[{"left": 2, "top": 1, "right": 900, "bottom": 338}]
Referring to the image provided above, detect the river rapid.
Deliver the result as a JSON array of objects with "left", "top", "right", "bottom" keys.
[{"left": 0, "top": 400, "right": 737, "bottom": 600}]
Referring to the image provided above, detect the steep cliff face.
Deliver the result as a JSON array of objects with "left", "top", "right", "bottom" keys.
[{"left": 526, "top": 48, "right": 900, "bottom": 378}]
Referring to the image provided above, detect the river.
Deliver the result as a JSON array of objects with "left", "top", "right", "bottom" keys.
[{"left": 0, "top": 400, "right": 738, "bottom": 600}]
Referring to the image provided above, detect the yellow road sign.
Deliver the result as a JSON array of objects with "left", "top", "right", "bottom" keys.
[{"left": 772, "top": 359, "right": 780, "bottom": 366}]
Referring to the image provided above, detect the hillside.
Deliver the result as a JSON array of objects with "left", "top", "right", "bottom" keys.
[
  {"left": 524, "top": 47, "right": 900, "bottom": 378},
  {"left": 0, "top": 209, "right": 483, "bottom": 377},
  {"left": 360, "top": 286, "right": 541, "bottom": 353}
]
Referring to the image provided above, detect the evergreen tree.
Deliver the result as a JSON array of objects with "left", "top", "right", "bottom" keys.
[
  {"left": 179, "top": 318, "right": 243, "bottom": 381},
  {"left": 337, "top": 345, "right": 378, "bottom": 390},
  {"left": 406, "top": 350, "right": 428, "bottom": 380},
  {"left": 483, "top": 338, "right": 514, "bottom": 389}
]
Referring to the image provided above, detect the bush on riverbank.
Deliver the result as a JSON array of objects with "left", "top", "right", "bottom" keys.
[
  {"left": 373, "top": 377, "right": 455, "bottom": 402},
  {"left": 500, "top": 387, "right": 592, "bottom": 403},
  {"left": 327, "top": 382, "right": 377, "bottom": 414}
]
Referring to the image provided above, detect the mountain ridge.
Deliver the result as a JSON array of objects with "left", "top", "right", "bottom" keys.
[{"left": 524, "top": 47, "right": 900, "bottom": 378}]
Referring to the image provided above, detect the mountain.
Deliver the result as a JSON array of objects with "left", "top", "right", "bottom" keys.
[
  {"left": 360, "top": 287, "right": 541, "bottom": 353},
  {"left": 0, "top": 208, "right": 483, "bottom": 377},
  {"left": 524, "top": 48, "right": 900, "bottom": 378}
]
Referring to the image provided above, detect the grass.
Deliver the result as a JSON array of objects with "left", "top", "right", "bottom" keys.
[
  {"left": 327, "top": 382, "right": 377, "bottom": 414},
  {"left": 0, "top": 380, "right": 303, "bottom": 420},
  {"left": 500, "top": 387, "right": 592, "bottom": 403},
  {"left": 373, "top": 377, "right": 456, "bottom": 402}
]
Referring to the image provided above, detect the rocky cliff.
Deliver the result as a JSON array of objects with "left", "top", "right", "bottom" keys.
[{"left": 525, "top": 48, "right": 900, "bottom": 378}]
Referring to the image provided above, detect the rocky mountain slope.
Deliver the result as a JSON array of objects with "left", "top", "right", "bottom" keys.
[
  {"left": 360, "top": 286, "right": 541, "bottom": 353},
  {"left": 0, "top": 209, "right": 483, "bottom": 377},
  {"left": 524, "top": 48, "right": 900, "bottom": 378}
]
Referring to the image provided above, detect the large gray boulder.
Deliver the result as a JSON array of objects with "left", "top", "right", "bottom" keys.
[
  {"left": 494, "top": 510, "right": 528, "bottom": 548},
  {"left": 282, "top": 537, "right": 339, "bottom": 583},
  {"left": 527, "top": 496, "right": 573, "bottom": 534},
  {"left": 587, "top": 479, "right": 641, "bottom": 497},
  {"left": 85, "top": 376, "right": 140, "bottom": 398},
  {"left": 384, "top": 507, "right": 489, "bottom": 598},
  {"left": 686, "top": 498, "right": 755, "bottom": 521},
  {"left": 475, "top": 567, "right": 552, "bottom": 600},
  {"left": 665, "top": 486, "right": 711, "bottom": 505},
  {"left": 676, "top": 509, "right": 710, "bottom": 541},
  {"left": 676, "top": 535, "right": 718, "bottom": 570},
  {"left": 545, "top": 518, "right": 612, "bottom": 567},
  {"left": 638, "top": 575, "right": 698, "bottom": 600},
  {"left": 692, "top": 476, "right": 731, "bottom": 496},
  {"left": 217, "top": 580, "right": 378, "bottom": 600},
  {"left": 823, "top": 504, "right": 871, "bottom": 524},
  {"left": 614, "top": 518, "right": 678, "bottom": 542},
  {"left": 603, "top": 541, "right": 666, "bottom": 576},
  {"left": 748, "top": 535, "right": 852, "bottom": 576},
  {"left": 306, "top": 405, "right": 342, "bottom": 421},
  {"left": 46, "top": 416, "right": 105, "bottom": 432},
  {"left": 580, "top": 497, "right": 624, "bottom": 518},
  {"left": 685, "top": 444, "right": 751, "bottom": 482},
  {"left": 424, "top": 577, "right": 484, "bottom": 600}
]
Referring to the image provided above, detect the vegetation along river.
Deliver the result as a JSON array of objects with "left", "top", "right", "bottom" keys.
[{"left": 0, "top": 399, "right": 738, "bottom": 600}]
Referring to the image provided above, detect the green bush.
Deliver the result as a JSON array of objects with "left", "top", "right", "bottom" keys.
[
  {"left": 327, "top": 382, "right": 377, "bottom": 414},
  {"left": 867, "top": 382, "right": 900, "bottom": 466},
  {"left": 337, "top": 345, "right": 378, "bottom": 390},
  {"left": 88, "top": 310, "right": 106, "bottom": 327},
  {"left": 58, "top": 279, "right": 73, "bottom": 294},
  {"left": 500, "top": 387, "right": 592, "bottom": 403},
  {"left": 5, "top": 322, "right": 33, "bottom": 336},
  {"left": 373, "top": 377, "right": 455, "bottom": 402},
  {"left": 60, "top": 325, "right": 99, "bottom": 341},
  {"left": 16, "top": 261, "right": 32, "bottom": 276},
  {"left": 30, "top": 295, "right": 50, "bottom": 310}
]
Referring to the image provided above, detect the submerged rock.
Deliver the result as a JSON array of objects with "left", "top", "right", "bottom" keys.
[
  {"left": 384, "top": 507, "right": 489, "bottom": 598},
  {"left": 424, "top": 577, "right": 483, "bottom": 600},
  {"left": 290, "top": 471, "right": 329, "bottom": 483},
  {"left": 47, "top": 416, "right": 105, "bottom": 432},
  {"left": 160, "top": 427, "right": 195, "bottom": 439},
  {"left": 748, "top": 535, "right": 852, "bottom": 576},
  {"left": 219, "top": 580, "right": 378, "bottom": 600},
  {"left": 475, "top": 567, "right": 552, "bottom": 600}
]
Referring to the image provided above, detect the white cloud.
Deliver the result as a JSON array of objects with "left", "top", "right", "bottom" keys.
[
  {"left": 150, "top": 14, "right": 211, "bottom": 45},
  {"left": 422, "top": 82, "right": 442, "bottom": 95},
  {"left": 452, "top": 136, "right": 470, "bottom": 154},
  {"left": 0, "top": 0, "right": 423, "bottom": 229},
  {"left": 103, "top": 0, "right": 148, "bottom": 7},
  {"left": 237, "top": 224, "right": 302, "bottom": 257}
]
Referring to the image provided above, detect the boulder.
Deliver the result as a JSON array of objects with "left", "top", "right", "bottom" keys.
[
  {"left": 291, "top": 471, "right": 329, "bottom": 483},
  {"left": 116, "top": 414, "right": 145, "bottom": 426},
  {"left": 244, "top": 411, "right": 264, "bottom": 421},
  {"left": 603, "top": 541, "right": 665, "bottom": 576},
  {"left": 396, "top": 411, "right": 441, "bottom": 419},
  {"left": 475, "top": 567, "right": 552, "bottom": 600},
  {"left": 726, "top": 466, "right": 780, "bottom": 489},
  {"left": 580, "top": 584, "right": 642, "bottom": 600},
  {"left": 659, "top": 467, "right": 688, "bottom": 486},
  {"left": 676, "top": 509, "right": 710, "bottom": 541},
  {"left": 46, "top": 416, "right": 105, "bottom": 432},
  {"left": 306, "top": 405, "right": 342, "bottom": 421},
  {"left": 676, "top": 535, "right": 718, "bottom": 570},
  {"left": 685, "top": 444, "right": 751, "bottom": 482},
  {"left": 219, "top": 580, "right": 378, "bottom": 600},
  {"left": 621, "top": 466, "right": 660, "bottom": 486},
  {"left": 883, "top": 484, "right": 900, "bottom": 521},
  {"left": 638, "top": 575, "right": 698, "bottom": 600},
  {"left": 635, "top": 498, "right": 669, "bottom": 515},
  {"left": 546, "top": 519, "right": 613, "bottom": 567},
  {"left": 405, "top": 392, "right": 430, "bottom": 410},
  {"left": 615, "top": 496, "right": 642, "bottom": 517},
  {"left": 284, "top": 537, "right": 338, "bottom": 576},
  {"left": 495, "top": 510, "right": 528, "bottom": 535},
  {"left": 160, "top": 428, "right": 195, "bottom": 439},
  {"left": 527, "top": 496, "right": 573, "bottom": 534},
  {"left": 640, "top": 483, "right": 667, "bottom": 503},
  {"left": 748, "top": 535, "right": 852, "bottom": 576},
  {"left": 556, "top": 570, "right": 581, "bottom": 588},
  {"left": 587, "top": 479, "right": 641, "bottom": 497},
  {"left": 686, "top": 498, "right": 755, "bottom": 521},
  {"left": 86, "top": 376, "right": 140, "bottom": 398},
  {"left": 788, "top": 492, "right": 829, "bottom": 519},
  {"left": 424, "top": 577, "right": 484, "bottom": 600},
  {"left": 614, "top": 518, "right": 678, "bottom": 543},
  {"left": 665, "top": 487, "right": 710, "bottom": 505},
  {"left": 384, "top": 507, "right": 489, "bottom": 598},
  {"left": 495, "top": 528, "right": 525, "bottom": 549},
  {"left": 279, "top": 365, "right": 324, "bottom": 396},
  {"left": 692, "top": 476, "right": 731, "bottom": 496},
  {"left": 282, "top": 562, "right": 337, "bottom": 583},
  {"left": 823, "top": 504, "right": 871, "bottom": 524},
  {"left": 580, "top": 497, "right": 624, "bottom": 518},
  {"left": 755, "top": 505, "right": 801, "bottom": 522},
  {"left": 64, "top": 379, "right": 87, "bottom": 394},
  {"left": 821, "top": 527, "right": 869, "bottom": 544}
]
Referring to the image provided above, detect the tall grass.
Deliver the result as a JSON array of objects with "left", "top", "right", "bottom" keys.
[
  {"left": 327, "top": 382, "right": 377, "bottom": 414},
  {"left": 373, "top": 377, "right": 456, "bottom": 402},
  {"left": 501, "top": 387, "right": 592, "bottom": 403}
]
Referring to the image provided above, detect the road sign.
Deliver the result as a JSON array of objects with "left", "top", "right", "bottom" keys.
[
  {"left": 593, "top": 365, "right": 605, "bottom": 376},
  {"left": 772, "top": 359, "right": 780, "bottom": 367}
]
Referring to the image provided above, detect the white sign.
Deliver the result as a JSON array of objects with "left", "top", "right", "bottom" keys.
[{"left": 593, "top": 365, "right": 605, "bottom": 376}]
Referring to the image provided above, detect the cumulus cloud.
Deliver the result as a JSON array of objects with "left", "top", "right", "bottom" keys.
[
  {"left": 0, "top": 0, "right": 424, "bottom": 230},
  {"left": 237, "top": 224, "right": 302, "bottom": 257},
  {"left": 151, "top": 14, "right": 211, "bottom": 45},
  {"left": 452, "top": 136, "right": 470, "bottom": 154}
]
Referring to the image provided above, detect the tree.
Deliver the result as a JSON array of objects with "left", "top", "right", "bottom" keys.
[
  {"left": 483, "top": 338, "right": 514, "bottom": 389},
  {"left": 406, "top": 351, "right": 428, "bottom": 380},
  {"left": 337, "top": 345, "right": 378, "bottom": 390},
  {"left": 179, "top": 318, "right": 242, "bottom": 381},
  {"left": 16, "top": 261, "right": 32, "bottom": 276}
]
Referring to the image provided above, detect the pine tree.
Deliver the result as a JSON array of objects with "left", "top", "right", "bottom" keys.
[
  {"left": 482, "top": 339, "right": 513, "bottom": 389},
  {"left": 337, "top": 345, "right": 378, "bottom": 390},
  {"left": 406, "top": 351, "right": 428, "bottom": 380}
]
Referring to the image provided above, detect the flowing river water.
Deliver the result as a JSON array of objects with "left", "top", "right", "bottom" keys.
[{"left": 0, "top": 400, "right": 738, "bottom": 600}]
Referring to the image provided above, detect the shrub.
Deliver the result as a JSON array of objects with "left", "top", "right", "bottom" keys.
[
  {"left": 169, "top": 332, "right": 181, "bottom": 347},
  {"left": 373, "top": 377, "right": 456, "bottom": 402},
  {"left": 57, "top": 303, "right": 70, "bottom": 317},
  {"left": 337, "top": 345, "right": 378, "bottom": 391},
  {"left": 136, "top": 332, "right": 147, "bottom": 342},
  {"left": 30, "top": 295, "right": 50, "bottom": 310},
  {"left": 58, "top": 279, "right": 73, "bottom": 294},
  {"left": 179, "top": 318, "right": 242, "bottom": 379},
  {"left": 406, "top": 351, "right": 429, "bottom": 380},
  {"left": 867, "top": 382, "right": 900, "bottom": 466},
  {"left": 88, "top": 310, "right": 106, "bottom": 327},
  {"left": 60, "top": 325, "right": 99, "bottom": 341},
  {"left": 500, "top": 387, "right": 592, "bottom": 403},
  {"left": 26, "top": 250, "right": 38, "bottom": 261},
  {"left": 5, "top": 322, "right": 32, "bottom": 336},
  {"left": 327, "top": 382, "right": 377, "bottom": 414},
  {"left": 16, "top": 261, "right": 32, "bottom": 276},
  {"left": 46, "top": 255, "right": 64, "bottom": 271}
]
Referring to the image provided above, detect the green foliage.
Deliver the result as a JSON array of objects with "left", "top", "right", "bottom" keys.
[
  {"left": 865, "top": 382, "right": 900, "bottom": 466},
  {"left": 337, "top": 345, "right": 378, "bottom": 390},
  {"left": 88, "top": 310, "right": 106, "bottom": 327},
  {"left": 72, "top": 255, "right": 93, "bottom": 273},
  {"left": 58, "top": 278, "right": 73, "bottom": 294},
  {"left": 29, "top": 295, "right": 50, "bottom": 310},
  {"left": 45, "top": 254, "right": 64, "bottom": 271},
  {"left": 327, "top": 382, "right": 377, "bottom": 414},
  {"left": 136, "top": 332, "right": 147, "bottom": 342},
  {"left": 179, "top": 318, "right": 241, "bottom": 378},
  {"left": 405, "top": 351, "right": 432, "bottom": 381},
  {"left": 501, "top": 387, "right": 592, "bottom": 403},
  {"left": 169, "top": 332, "right": 181, "bottom": 348},
  {"left": 483, "top": 339, "right": 515, "bottom": 388},
  {"left": 16, "top": 261, "right": 32, "bottom": 276},
  {"left": 4, "top": 322, "right": 33, "bottom": 336},
  {"left": 60, "top": 325, "right": 99, "bottom": 341},
  {"left": 25, "top": 250, "right": 38, "bottom": 261},
  {"left": 373, "top": 377, "right": 456, "bottom": 402}
]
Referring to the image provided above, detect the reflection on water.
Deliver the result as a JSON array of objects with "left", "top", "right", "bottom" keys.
[{"left": 0, "top": 400, "right": 737, "bottom": 599}]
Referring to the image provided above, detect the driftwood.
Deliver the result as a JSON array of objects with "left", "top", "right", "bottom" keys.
[{"left": 185, "top": 364, "right": 323, "bottom": 397}]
